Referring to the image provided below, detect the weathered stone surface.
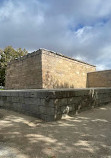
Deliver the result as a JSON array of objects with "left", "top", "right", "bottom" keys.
[
  {"left": 0, "top": 88, "right": 111, "bottom": 121},
  {"left": 5, "top": 49, "right": 96, "bottom": 90},
  {"left": 87, "top": 70, "right": 111, "bottom": 88},
  {"left": 5, "top": 49, "right": 42, "bottom": 89},
  {"left": 42, "top": 49, "right": 96, "bottom": 89}
]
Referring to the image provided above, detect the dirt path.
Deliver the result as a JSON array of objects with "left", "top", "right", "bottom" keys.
[{"left": 0, "top": 104, "right": 111, "bottom": 158}]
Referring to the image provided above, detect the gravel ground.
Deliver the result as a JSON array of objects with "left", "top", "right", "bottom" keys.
[{"left": 0, "top": 104, "right": 111, "bottom": 158}]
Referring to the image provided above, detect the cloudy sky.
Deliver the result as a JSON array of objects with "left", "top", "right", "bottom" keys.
[{"left": 0, "top": 0, "right": 111, "bottom": 70}]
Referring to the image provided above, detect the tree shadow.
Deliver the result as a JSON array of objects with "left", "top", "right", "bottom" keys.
[
  {"left": 44, "top": 71, "right": 75, "bottom": 89},
  {"left": 0, "top": 104, "right": 111, "bottom": 158}
]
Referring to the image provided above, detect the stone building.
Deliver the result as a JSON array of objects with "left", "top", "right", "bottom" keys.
[{"left": 5, "top": 49, "right": 96, "bottom": 89}]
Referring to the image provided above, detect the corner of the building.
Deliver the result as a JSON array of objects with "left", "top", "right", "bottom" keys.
[{"left": 39, "top": 49, "right": 44, "bottom": 89}]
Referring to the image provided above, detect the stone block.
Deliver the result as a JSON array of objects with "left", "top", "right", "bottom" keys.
[
  {"left": 39, "top": 106, "right": 47, "bottom": 114},
  {"left": 54, "top": 98, "right": 67, "bottom": 106},
  {"left": 0, "top": 100, "right": 4, "bottom": 106},
  {"left": 67, "top": 97, "right": 81, "bottom": 104},
  {"left": 24, "top": 98, "right": 41, "bottom": 105},
  {"left": 12, "top": 97, "right": 20, "bottom": 103}
]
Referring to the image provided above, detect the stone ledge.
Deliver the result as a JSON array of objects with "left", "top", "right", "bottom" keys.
[{"left": 0, "top": 88, "right": 111, "bottom": 121}]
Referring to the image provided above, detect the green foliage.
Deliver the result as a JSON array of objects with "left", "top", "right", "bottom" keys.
[{"left": 0, "top": 46, "right": 28, "bottom": 86}]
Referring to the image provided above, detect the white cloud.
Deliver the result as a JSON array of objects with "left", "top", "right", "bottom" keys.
[
  {"left": 74, "top": 55, "right": 87, "bottom": 63},
  {"left": 0, "top": 0, "right": 111, "bottom": 70},
  {"left": 96, "top": 64, "right": 109, "bottom": 71}
]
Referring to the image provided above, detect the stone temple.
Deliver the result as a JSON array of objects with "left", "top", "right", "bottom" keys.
[{"left": 5, "top": 49, "right": 96, "bottom": 89}]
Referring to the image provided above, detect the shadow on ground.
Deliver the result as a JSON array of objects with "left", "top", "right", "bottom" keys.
[{"left": 0, "top": 104, "right": 111, "bottom": 158}]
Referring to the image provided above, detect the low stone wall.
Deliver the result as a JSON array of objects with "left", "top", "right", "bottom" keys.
[
  {"left": 87, "top": 70, "right": 111, "bottom": 88},
  {"left": 0, "top": 88, "right": 111, "bottom": 121}
]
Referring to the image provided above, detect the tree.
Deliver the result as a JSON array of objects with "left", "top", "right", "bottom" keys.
[{"left": 0, "top": 46, "right": 28, "bottom": 86}]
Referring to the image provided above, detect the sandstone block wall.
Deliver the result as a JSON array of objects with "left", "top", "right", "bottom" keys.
[
  {"left": 87, "top": 70, "right": 111, "bottom": 88},
  {"left": 42, "top": 49, "right": 96, "bottom": 89},
  {"left": 0, "top": 88, "right": 111, "bottom": 121},
  {"left": 5, "top": 49, "right": 96, "bottom": 89},
  {"left": 5, "top": 50, "right": 42, "bottom": 89}
]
